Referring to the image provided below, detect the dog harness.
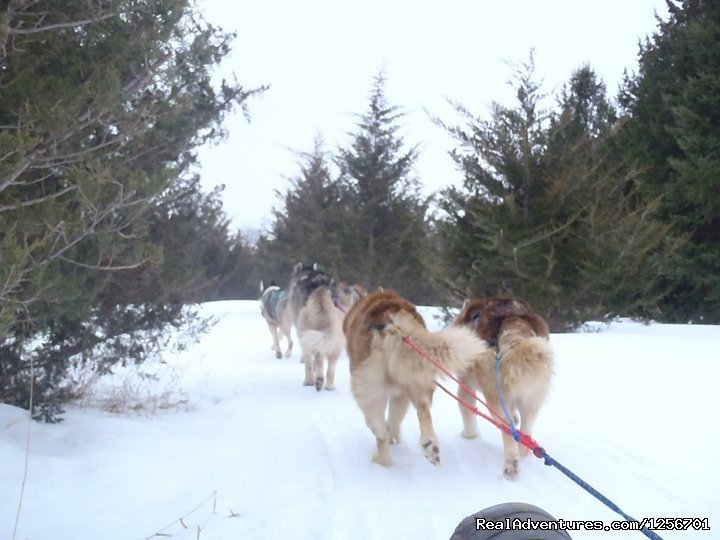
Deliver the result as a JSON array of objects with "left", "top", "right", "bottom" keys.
[{"left": 263, "top": 288, "right": 286, "bottom": 322}]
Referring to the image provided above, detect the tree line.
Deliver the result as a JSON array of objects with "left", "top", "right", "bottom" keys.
[
  {"left": 254, "top": 0, "right": 719, "bottom": 329},
  {"left": 1, "top": 0, "right": 717, "bottom": 420}
]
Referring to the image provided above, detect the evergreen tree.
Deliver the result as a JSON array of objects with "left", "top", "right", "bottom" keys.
[
  {"left": 618, "top": 0, "right": 720, "bottom": 322},
  {"left": 335, "top": 73, "right": 436, "bottom": 302},
  {"left": 211, "top": 231, "right": 262, "bottom": 301},
  {"left": 257, "top": 137, "right": 346, "bottom": 286},
  {"left": 437, "top": 57, "right": 675, "bottom": 329},
  {"left": 0, "top": 0, "right": 261, "bottom": 420}
]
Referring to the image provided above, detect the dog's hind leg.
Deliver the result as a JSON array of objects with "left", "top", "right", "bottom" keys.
[
  {"left": 314, "top": 353, "right": 325, "bottom": 391},
  {"left": 458, "top": 374, "right": 479, "bottom": 439},
  {"left": 280, "top": 312, "right": 294, "bottom": 359},
  {"left": 412, "top": 395, "right": 441, "bottom": 466},
  {"left": 302, "top": 350, "right": 315, "bottom": 386},
  {"left": 353, "top": 372, "right": 392, "bottom": 466},
  {"left": 488, "top": 397, "right": 521, "bottom": 480},
  {"left": 283, "top": 329, "right": 294, "bottom": 358},
  {"left": 267, "top": 323, "right": 282, "bottom": 359},
  {"left": 362, "top": 395, "right": 392, "bottom": 466},
  {"left": 517, "top": 401, "right": 541, "bottom": 457},
  {"left": 387, "top": 394, "right": 410, "bottom": 443},
  {"left": 323, "top": 350, "right": 340, "bottom": 391}
]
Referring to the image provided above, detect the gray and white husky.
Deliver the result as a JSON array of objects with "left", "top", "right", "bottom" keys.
[{"left": 259, "top": 281, "right": 293, "bottom": 359}]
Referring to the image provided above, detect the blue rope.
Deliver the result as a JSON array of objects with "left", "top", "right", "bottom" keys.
[
  {"left": 539, "top": 449, "right": 664, "bottom": 540},
  {"left": 493, "top": 348, "right": 664, "bottom": 540},
  {"left": 494, "top": 351, "right": 520, "bottom": 441}
]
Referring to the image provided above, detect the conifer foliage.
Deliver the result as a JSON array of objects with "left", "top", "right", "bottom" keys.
[
  {"left": 334, "top": 73, "right": 434, "bottom": 301},
  {"left": 256, "top": 137, "right": 346, "bottom": 281},
  {"left": 618, "top": 0, "right": 720, "bottom": 322},
  {"left": 0, "top": 0, "right": 261, "bottom": 420},
  {"left": 260, "top": 74, "right": 436, "bottom": 302},
  {"left": 436, "top": 56, "right": 676, "bottom": 329}
]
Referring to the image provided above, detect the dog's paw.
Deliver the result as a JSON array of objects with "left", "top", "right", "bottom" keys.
[
  {"left": 503, "top": 458, "right": 519, "bottom": 480},
  {"left": 284, "top": 350, "right": 292, "bottom": 359},
  {"left": 324, "top": 382, "right": 335, "bottom": 391},
  {"left": 275, "top": 350, "right": 282, "bottom": 359},
  {"left": 315, "top": 377, "right": 324, "bottom": 391},
  {"left": 303, "top": 379, "right": 314, "bottom": 386},
  {"left": 372, "top": 451, "right": 392, "bottom": 467},
  {"left": 421, "top": 438, "right": 441, "bottom": 466},
  {"left": 461, "top": 428, "right": 478, "bottom": 440}
]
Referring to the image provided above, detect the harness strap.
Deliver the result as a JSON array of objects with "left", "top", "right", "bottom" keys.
[{"left": 265, "top": 288, "right": 286, "bottom": 321}]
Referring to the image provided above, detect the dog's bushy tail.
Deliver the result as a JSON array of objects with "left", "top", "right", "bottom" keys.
[
  {"left": 389, "top": 312, "right": 488, "bottom": 376},
  {"left": 501, "top": 335, "right": 554, "bottom": 380},
  {"left": 414, "top": 325, "right": 489, "bottom": 376},
  {"left": 296, "top": 287, "right": 345, "bottom": 356}
]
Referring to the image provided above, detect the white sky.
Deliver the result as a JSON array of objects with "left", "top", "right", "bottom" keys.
[{"left": 196, "top": 0, "right": 669, "bottom": 232}]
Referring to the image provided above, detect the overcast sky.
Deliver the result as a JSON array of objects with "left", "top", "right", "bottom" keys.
[{"left": 196, "top": 0, "right": 669, "bottom": 232}]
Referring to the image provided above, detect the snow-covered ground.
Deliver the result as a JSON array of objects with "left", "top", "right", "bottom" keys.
[{"left": 1, "top": 300, "right": 718, "bottom": 539}]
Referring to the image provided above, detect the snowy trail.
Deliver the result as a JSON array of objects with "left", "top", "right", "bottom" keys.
[{"left": 1, "top": 300, "right": 718, "bottom": 539}]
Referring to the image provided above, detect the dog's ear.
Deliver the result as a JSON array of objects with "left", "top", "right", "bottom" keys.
[
  {"left": 293, "top": 261, "right": 303, "bottom": 273},
  {"left": 376, "top": 286, "right": 384, "bottom": 292},
  {"left": 259, "top": 280, "right": 265, "bottom": 293},
  {"left": 461, "top": 298, "right": 470, "bottom": 310},
  {"left": 448, "top": 285, "right": 468, "bottom": 303},
  {"left": 312, "top": 262, "right": 318, "bottom": 271},
  {"left": 353, "top": 284, "right": 367, "bottom": 298}
]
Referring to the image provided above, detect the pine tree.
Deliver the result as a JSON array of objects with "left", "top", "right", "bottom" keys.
[
  {"left": 0, "top": 0, "right": 262, "bottom": 420},
  {"left": 437, "top": 57, "right": 675, "bottom": 329},
  {"left": 618, "top": 0, "right": 720, "bottom": 322},
  {"left": 257, "top": 137, "right": 346, "bottom": 286},
  {"left": 335, "top": 72, "right": 435, "bottom": 302}
]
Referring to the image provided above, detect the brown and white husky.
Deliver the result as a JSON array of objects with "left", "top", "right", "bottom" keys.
[
  {"left": 454, "top": 296, "right": 554, "bottom": 479},
  {"left": 343, "top": 289, "right": 489, "bottom": 467}
]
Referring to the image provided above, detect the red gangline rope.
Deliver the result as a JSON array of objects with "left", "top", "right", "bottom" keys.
[
  {"left": 399, "top": 334, "right": 543, "bottom": 455},
  {"left": 398, "top": 332, "right": 664, "bottom": 540}
]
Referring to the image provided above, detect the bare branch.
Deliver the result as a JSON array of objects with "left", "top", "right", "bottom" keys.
[
  {"left": 9, "top": 12, "right": 117, "bottom": 35},
  {"left": 0, "top": 185, "right": 76, "bottom": 213},
  {"left": 55, "top": 255, "right": 150, "bottom": 272}
]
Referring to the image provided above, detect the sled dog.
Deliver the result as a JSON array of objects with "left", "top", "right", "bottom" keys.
[
  {"left": 288, "top": 262, "right": 359, "bottom": 391},
  {"left": 454, "top": 296, "right": 554, "bottom": 479},
  {"left": 259, "top": 281, "right": 293, "bottom": 359},
  {"left": 343, "top": 289, "right": 489, "bottom": 467}
]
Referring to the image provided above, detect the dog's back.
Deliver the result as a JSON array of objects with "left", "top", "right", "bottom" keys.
[
  {"left": 343, "top": 289, "right": 424, "bottom": 368},
  {"left": 288, "top": 263, "right": 331, "bottom": 319},
  {"left": 260, "top": 283, "right": 286, "bottom": 323},
  {"left": 455, "top": 296, "right": 549, "bottom": 343}
]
